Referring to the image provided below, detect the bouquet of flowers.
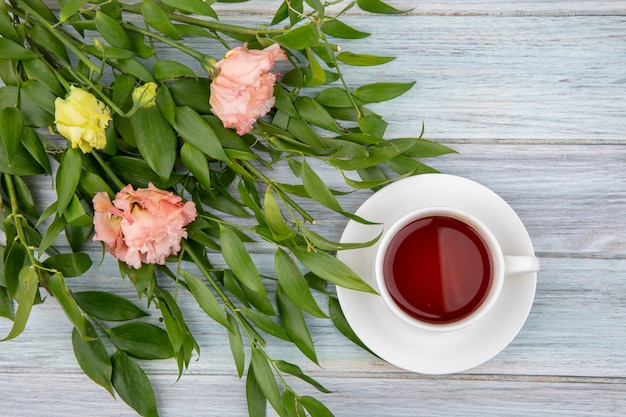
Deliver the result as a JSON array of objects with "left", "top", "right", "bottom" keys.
[{"left": 0, "top": 0, "right": 455, "bottom": 415}]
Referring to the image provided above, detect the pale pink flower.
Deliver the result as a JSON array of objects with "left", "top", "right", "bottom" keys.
[
  {"left": 210, "top": 43, "right": 287, "bottom": 135},
  {"left": 93, "top": 183, "right": 197, "bottom": 269}
]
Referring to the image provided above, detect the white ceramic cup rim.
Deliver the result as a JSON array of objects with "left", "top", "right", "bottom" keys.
[{"left": 374, "top": 206, "right": 507, "bottom": 332}]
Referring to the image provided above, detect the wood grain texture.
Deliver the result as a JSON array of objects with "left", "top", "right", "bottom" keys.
[{"left": 2, "top": 1, "right": 626, "bottom": 416}]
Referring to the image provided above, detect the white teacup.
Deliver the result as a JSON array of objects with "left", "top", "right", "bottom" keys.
[{"left": 374, "top": 206, "right": 540, "bottom": 332}]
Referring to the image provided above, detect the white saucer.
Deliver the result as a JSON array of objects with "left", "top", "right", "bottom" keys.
[{"left": 335, "top": 174, "right": 537, "bottom": 374}]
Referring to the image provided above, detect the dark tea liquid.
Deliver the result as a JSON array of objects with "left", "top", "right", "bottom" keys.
[{"left": 383, "top": 215, "right": 492, "bottom": 324}]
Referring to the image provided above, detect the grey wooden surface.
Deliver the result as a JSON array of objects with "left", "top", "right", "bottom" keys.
[{"left": 2, "top": 1, "right": 626, "bottom": 416}]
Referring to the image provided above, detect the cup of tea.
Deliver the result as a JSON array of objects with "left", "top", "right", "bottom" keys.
[{"left": 374, "top": 206, "right": 540, "bottom": 332}]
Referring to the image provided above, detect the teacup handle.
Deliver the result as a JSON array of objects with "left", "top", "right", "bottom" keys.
[{"left": 504, "top": 255, "right": 540, "bottom": 276}]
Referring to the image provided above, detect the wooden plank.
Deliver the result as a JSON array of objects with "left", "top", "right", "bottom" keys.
[
  {"left": 243, "top": 144, "right": 626, "bottom": 257},
  {"left": 17, "top": 142, "right": 626, "bottom": 256},
  {"left": 212, "top": 1, "right": 626, "bottom": 15},
  {"left": 332, "top": 15, "right": 626, "bottom": 142},
  {"left": 1, "top": 360, "right": 626, "bottom": 416},
  {"left": 1, "top": 257, "right": 624, "bottom": 378},
  {"left": 2, "top": 3, "right": 624, "bottom": 417},
  {"left": 156, "top": 13, "right": 626, "bottom": 143}
]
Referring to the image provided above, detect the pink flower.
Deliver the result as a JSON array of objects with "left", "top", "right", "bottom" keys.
[
  {"left": 93, "top": 183, "right": 197, "bottom": 269},
  {"left": 210, "top": 43, "right": 288, "bottom": 135}
]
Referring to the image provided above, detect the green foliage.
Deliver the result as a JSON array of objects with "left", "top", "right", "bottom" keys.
[{"left": 0, "top": 0, "right": 456, "bottom": 416}]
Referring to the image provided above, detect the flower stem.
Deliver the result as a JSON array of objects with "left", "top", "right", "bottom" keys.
[
  {"left": 2, "top": 173, "right": 37, "bottom": 266},
  {"left": 119, "top": 3, "right": 286, "bottom": 38},
  {"left": 91, "top": 152, "right": 125, "bottom": 191},
  {"left": 14, "top": 1, "right": 101, "bottom": 75},
  {"left": 180, "top": 241, "right": 265, "bottom": 343},
  {"left": 241, "top": 161, "right": 315, "bottom": 223},
  {"left": 122, "top": 23, "right": 216, "bottom": 70}
]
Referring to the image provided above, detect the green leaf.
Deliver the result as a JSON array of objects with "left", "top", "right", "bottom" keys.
[
  {"left": 356, "top": 0, "right": 410, "bottom": 14},
  {"left": 315, "top": 87, "right": 353, "bottom": 108},
  {"left": 180, "top": 143, "right": 211, "bottom": 189},
  {"left": 305, "top": 0, "right": 324, "bottom": 16},
  {"left": 282, "top": 390, "right": 306, "bottom": 417},
  {"left": 0, "top": 38, "right": 39, "bottom": 60},
  {"left": 263, "top": 188, "right": 295, "bottom": 239},
  {"left": 0, "top": 287, "right": 14, "bottom": 321},
  {"left": 160, "top": 0, "right": 217, "bottom": 18},
  {"left": 112, "top": 73, "right": 136, "bottom": 109},
  {"left": 56, "top": 148, "right": 82, "bottom": 216},
  {"left": 109, "top": 322, "right": 175, "bottom": 359},
  {"left": 340, "top": 169, "right": 412, "bottom": 190},
  {"left": 354, "top": 82, "right": 415, "bottom": 103},
  {"left": 251, "top": 346, "right": 284, "bottom": 416},
  {"left": 271, "top": 0, "right": 289, "bottom": 25},
  {"left": 116, "top": 58, "right": 155, "bottom": 82},
  {"left": 295, "top": 250, "right": 376, "bottom": 294},
  {"left": 79, "top": 171, "right": 114, "bottom": 200},
  {"left": 276, "top": 286, "right": 318, "bottom": 363},
  {"left": 322, "top": 18, "right": 370, "bottom": 39},
  {"left": 20, "top": 0, "right": 58, "bottom": 23},
  {"left": 358, "top": 114, "right": 387, "bottom": 137},
  {"left": 155, "top": 290, "right": 183, "bottom": 354},
  {"left": 95, "top": 10, "right": 132, "bottom": 50},
  {"left": 300, "top": 395, "right": 335, "bottom": 417},
  {"left": 38, "top": 213, "right": 66, "bottom": 255},
  {"left": 328, "top": 138, "right": 418, "bottom": 171},
  {"left": 64, "top": 194, "right": 92, "bottom": 227},
  {"left": 169, "top": 78, "right": 211, "bottom": 113},
  {"left": 1, "top": 241, "right": 23, "bottom": 295},
  {"left": 286, "top": 117, "right": 326, "bottom": 149},
  {"left": 131, "top": 105, "right": 177, "bottom": 181},
  {"left": 142, "top": 0, "right": 180, "bottom": 39},
  {"left": 174, "top": 106, "right": 229, "bottom": 162},
  {"left": 274, "top": 249, "right": 325, "bottom": 318},
  {"left": 8, "top": 175, "right": 38, "bottom": 218},
  {"left": 0, "top": 107, "right": 23, "bottom": 166},
  {"left": 21, "top": 128, "right": 51, "bottom": 174},
  {"left": 22, "top": 79, "right": 57, "bottom": 116},
  {"left": 246, "top": 365, "right": 267, "bottom": 417},
  {"left": 156, "top": 289, "right": 198, "bottom": 376},
  {"left": 111, "top": 350, "right": 159, "bottom": 417},
  {"left": 64, "top": 223, "right": 92, "bottom": 252},
  {"left": 0, "top": 9, "right": 20, "bottom": 42},
  {"left": 336, "top": 51, "right": 395, "bottom": 66},
  {"left": 29, "top": 25, "right": 68, "bottom": 62},
  {"left": 304, "top": 47, "right": 326, "bottom": 86},
  {"left": 60, "top": 0, "right": 89, "bottom": 22},
  {"left": 241, "top": 308, "right": 289, "bottom": 341},
  {"left": 72, "top": 321, "right": 114, "bottom": 396},
  {"left": 48, "top": 273, "right": 90, "bottom": 339},
  {"left": 73, "top": 291, "right": 149, "bottom": 321},
  {"left": 123, "top": 262, "right": 156, "bottom": 299},
  {"left": 109, "top": 156, "right": 184, "bottom": 189},
  {"left": 22, "top": 59, "right": 64, "bottom": 96},
  {"left": 156, "top": 85, "right": 176, "bottom": 125},
  {"left": 401, "top": 138, "right": 458, "bottom": 158},
  {"left": 153, "top": 60, "right": 196, "bottom": 80},
  {"left": 301, "top": 159, "right": 342, "bottom": 211},
  {"left": 181, "top": 270, "right": 228, "bottom": 328},
  {"left": 294, "top": 96, "right": 339, "bottom": 133},
  {"left": 2, "top": 266, "right": 38, "bottom": 341},
  {"left": 274, "top": 360, "right": 332, "bottom": 393},
  {"left": 328, "top": 295, "right": 373, "bottom": 353},
  {"left": 219, "top": 224, "right": 266, "bottom": 296},
  {"left": 274, "top": 23, "right": 319, "bottom": 50},
  {"left": 41, "top": 252, "right": 92, "bottom": 277},
  {"left": 226, "top": 312, "right": 245, "bottom": 378}
]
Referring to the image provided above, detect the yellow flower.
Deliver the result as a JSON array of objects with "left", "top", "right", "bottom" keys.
[
  {"left": 54, "top": 86, "right": 112, "bottom": 153},
  {"left": 132, "top": 82, "right": 158, "bottom": 109}
]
